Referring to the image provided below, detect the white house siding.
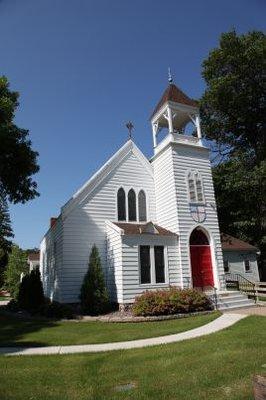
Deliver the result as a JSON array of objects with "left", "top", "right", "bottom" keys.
[
  {"left": 171, "top": 143, "right": 225, "bottom": 290},
  {"left": 59, "top": 151, "right": 156, "bottom": 303},
  {"left": 40, "top": 216, "right": 63, "bottom": 302},
  {"left": 152, "top": 145, "right": 179, "bottom": 233},
  {"left": 121, "top": 234, "right": 180, "bottom": 303},
  {"left": 106, "top": 222, "right": 123, "bottom": 302},
  {"left": 223, "top": 250, "right": 260, "bottom": 282}
]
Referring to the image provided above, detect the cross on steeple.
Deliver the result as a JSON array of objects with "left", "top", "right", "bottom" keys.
[
  {"left": 126, "top": 121, "right": 134, "bottom": 139},
  {"left": 168, "top": 67, "right": 173, "bottom": 84}
]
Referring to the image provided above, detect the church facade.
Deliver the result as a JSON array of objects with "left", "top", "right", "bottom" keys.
[{"left": 40, "top": 79, "right": 227, "bottom": 305}]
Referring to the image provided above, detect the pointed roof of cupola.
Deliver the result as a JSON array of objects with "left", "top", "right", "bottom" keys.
[{"left": 151, "top": 83, "right": 198, "bottom": 119}]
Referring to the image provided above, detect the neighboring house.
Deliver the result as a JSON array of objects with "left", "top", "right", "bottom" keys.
[
  {"left": 27, "top": 252, "right": 40, "bottom": 272},
  {"left": 40, "top": 76, "right": 255, "bottom": 307},
  {"left": 221, "top": 234, "right": 260, "bottom": 282}
]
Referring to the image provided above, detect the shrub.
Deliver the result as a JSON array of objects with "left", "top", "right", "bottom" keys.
[
  {"left": 17, "top": 268, "right": 45, "bottom": 313},
  {"left": 4, "top": 245, "right": 28, "bottom": 298},
  {"left": 40, "top": 300, "right": 74, "bottom": 319},
  {"left": 80, "top": 245, "right": 110, "bottom": 315},
  {"left": 132, "top": 287, "right": 213, "bottom": 316}
]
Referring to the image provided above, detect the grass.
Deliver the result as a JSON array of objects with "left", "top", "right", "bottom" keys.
[
  {"left": 0, "top": 312, "right": 219, "bottom": 347},
  {"left": 0, "top": 316, "right": 265, "bottom": 400},
  {"left": 0, "top": 296, "right": 10, "bottom": 301}
]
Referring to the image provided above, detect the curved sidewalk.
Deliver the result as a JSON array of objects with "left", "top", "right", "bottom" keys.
[{"left": 0, "top": 313, "right": 246, "bottom": 356}]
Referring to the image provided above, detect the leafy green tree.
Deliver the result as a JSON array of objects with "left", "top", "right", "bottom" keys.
[
  {"left": 0, "top": 76, "right": 39, "bottom": 203},
  {"left": 200, "top": 30, "right": 266, "bottom": 275},
  {"left": 80, "top": 245, "right": 110, "bottom": 315},
  {"left": 201, "top": 30, "right": 266, "bottom": 163},
  {"left": 4, "top": 245, "right": 28, "bottom": 298},
  {"left": 0, "top": 192, "right": 13, "bottom": 286},
  {"left": 18, "top": 268, "right": 45, "bottom": 313}
]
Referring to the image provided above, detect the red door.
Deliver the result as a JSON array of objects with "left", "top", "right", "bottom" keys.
[{"left": 190, "top": 245, "right": 214, "bottom": 288}]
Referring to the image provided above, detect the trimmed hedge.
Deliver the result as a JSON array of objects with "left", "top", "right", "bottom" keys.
[{"left": 132, "top": 287, "right": 213, "bottom": 316}]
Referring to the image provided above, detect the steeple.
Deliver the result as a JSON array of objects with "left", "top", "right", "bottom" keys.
[{"left": 151, "top": 72, "right": 202, "bottom": 150}]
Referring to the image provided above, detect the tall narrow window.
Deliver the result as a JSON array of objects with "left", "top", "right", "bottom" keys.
[
  {"left": 128, "top": 189, "right": 136, "bottom": 221},
  {"left": 140, "top": 246, "right": 151, "bottom": 284},
  {"left": 117, "top": 188, "right": 126, "bottom": 221},
  {"left": 195, "top": 175, "right": 203, "bottom": 202},
  {"left": 154, "top": 246, "right": 165, "bottom": 283},
  {"left": 188, "top": 171, "right": 204, "bottom": 203},
  {"left": 138, "top": 190, "right": 147, "bottom": 222},
  {"left": 224, "top": 260, "right": 229, "bottom": 273},
  {"left": 244, "top": 260, "right": 251, "bottom": 273},
  {"left": 188, "top": 173, "right": 196, "bottom": 202}
]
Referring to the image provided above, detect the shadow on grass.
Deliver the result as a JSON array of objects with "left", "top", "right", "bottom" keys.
[{"left": 0, "top": 312, "right": 60, "bottom": 347}]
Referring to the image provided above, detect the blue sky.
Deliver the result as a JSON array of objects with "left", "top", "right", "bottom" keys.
[{"left": 0, "top": 0, "right": 265, "bottom": 249}]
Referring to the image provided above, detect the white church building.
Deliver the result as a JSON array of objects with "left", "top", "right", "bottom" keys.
[{"left": 40, "top": 78, "right": 257, "bottom": 309}]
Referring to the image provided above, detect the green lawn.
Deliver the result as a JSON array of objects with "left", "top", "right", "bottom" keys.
[
  {"left": 0, "top": 316, "right": 265, "bottom": 400},
  {"left": 0, "top": 312, "right": 219, "bottom": 346}
]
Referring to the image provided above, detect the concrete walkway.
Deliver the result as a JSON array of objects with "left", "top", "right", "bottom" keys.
[{"left": 0, "top": 313, "right": 246, "bottom": 356}]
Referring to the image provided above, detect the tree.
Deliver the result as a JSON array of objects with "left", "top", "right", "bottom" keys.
[
  {"left": 0, "top": 192, "right": 13, "bottom": 286},
  {"left": 80, "top": 245, "right": 109, "bottom": 315},
  {"left": 18, "top": 268, "right": 44, "bottom": 313},
  {"left": 0, "top": 76, "right": 39, "bottom": 203},
  {"left": 200, "top": 30, "right": 266, "bottom": 275},
  {"left": 200, "top": 30, "right": 266, "bottom": 163},
  {"left": 4, "top": 245, "right": 28, "bottom": 298}
]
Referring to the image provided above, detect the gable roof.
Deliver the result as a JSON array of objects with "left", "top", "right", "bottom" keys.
[
  {"left": 113, "top": 222, "right": 177, "bottom": 236},
  {"left": 151, "top": 83, "right": 198, "bottom": 119},
  {"left": 221, "top": 233, "right": 258, "bottom": 251},
  {"left": 61, "top": 139, "right": 153, "bottom": 218}
]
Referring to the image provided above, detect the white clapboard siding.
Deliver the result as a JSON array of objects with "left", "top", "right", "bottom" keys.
[
  {"left": 223, "top": 251, "right": 260, "bottom": 282},
  {"left": 40, "top": 215, "right": 63, "bottom": 302},
  {"left": 171, "top": 144, "right": 225, "bottom": 290},
  {"left": 152, "top": 141, "right": 225, "bottom": 291},
  {"left": 106, "top": 221, "right": 123, "bottom": 302},
  {"left": 121, "top": 235, "right": 180, "bottom": 303},
  {"left": 59, "top": 149, "right": 156, "bottom": 303}
]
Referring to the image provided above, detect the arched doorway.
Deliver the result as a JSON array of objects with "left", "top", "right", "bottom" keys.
[{"left": 190, "top": 228, "right": 214, "bottom": 289}]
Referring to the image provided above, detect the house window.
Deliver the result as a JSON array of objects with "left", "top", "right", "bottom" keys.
[
  {"left": 139, "top": 245, "right": 166, "bottom": 285},
  {"left": 140, "top": 246, "right": 151, "bottom": 284},
  {"left": 188, "top": 171, "right": 204, "bottom": 203},
  {"left": 244, "top": 260, "right": 251, "bottom": 273},
  {"left": 138, "top": 190, "right": 147, "bottom": 222},
  {"left": 128, "top": 189, "right": 137, "bottom": 221},
  {"left": 224, "top": 260, "right": 229, "bottom": 273},
  {"left": 154, "top": 246, "right": 165, "bottom": 283},
  {"left": 117, "top": 188, "right": 126, "bottom": 221}
]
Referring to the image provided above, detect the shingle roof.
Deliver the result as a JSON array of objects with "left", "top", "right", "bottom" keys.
[
  {"left": 151, "top": 83, "right": 198, "bottom": 119},
  {"left": 221, "top": 233, "right": 258, "bottom": 251},
  {"left": 113, "top": 222, "right": 176, "bottom": 236},
  {"left": 28, "top": 252, "right": 40, "bottom": 261}
]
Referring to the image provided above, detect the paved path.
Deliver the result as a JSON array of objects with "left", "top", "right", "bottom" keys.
[
  {"left": 226, "top": 305, "right": 266, "bottom": 316},
  {"left": 0, "top": 313, "right": 246, "bottom": 356}
]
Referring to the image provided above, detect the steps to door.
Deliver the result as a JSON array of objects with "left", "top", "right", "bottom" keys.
[{"left": 210, "top": 290, "right": 256, "bottom": 311}]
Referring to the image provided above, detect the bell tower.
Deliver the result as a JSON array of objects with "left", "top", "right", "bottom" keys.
[
  {"left": 151, "top": 69, "right": 202, "bottom": 151},
  {"left": 151, "top": 72, "right": 225, "bottom": 291}
]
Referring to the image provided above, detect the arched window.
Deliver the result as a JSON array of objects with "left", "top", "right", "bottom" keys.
[
  {"left": 138, "top": 190, "right": 147, "bottom": 222},
  {"left": 128, "top": 189, "right": 136, "bottom": 221},
  {"left": 195, "top": 173, "right": 204, "bottom": 202},
  {"left": 117, "top": 188, "right": 126, "bottom": 221},
  {"left": 188, "top": 172, "right": 196, "bottom": 202},
  {"left": 188, "top": 171, "right": 204, "bottom": 203}
]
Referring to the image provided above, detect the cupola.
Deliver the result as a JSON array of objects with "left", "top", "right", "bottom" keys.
[{"left": 151, "top": 70, "right": 202, "bottom": 151}]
